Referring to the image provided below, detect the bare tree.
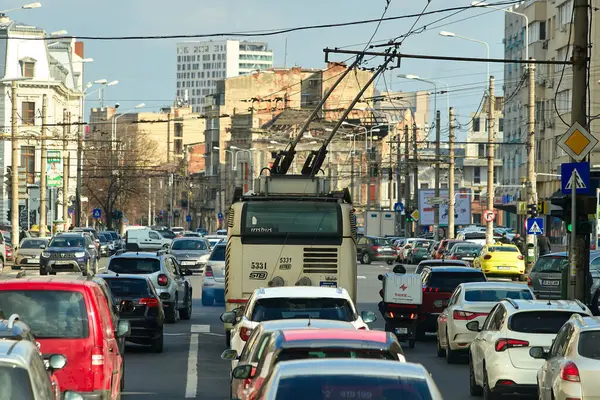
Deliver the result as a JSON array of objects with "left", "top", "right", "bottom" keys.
[{"left": 82, "top": 131, "right": 161, "bottom": 229}]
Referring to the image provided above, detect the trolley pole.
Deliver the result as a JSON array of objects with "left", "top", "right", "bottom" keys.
[{"left": 448, "top": 107, "right": 455, "bottom": 239}]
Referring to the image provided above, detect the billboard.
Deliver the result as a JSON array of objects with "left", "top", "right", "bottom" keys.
[
  {"left": 418, "top": 189, "right": 471, "bottom": 226},
  {"left": 47, "top": 150, "right": 62, "bottom": 187}
]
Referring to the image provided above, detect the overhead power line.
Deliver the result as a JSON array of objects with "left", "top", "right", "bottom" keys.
[{"left": 18, "top": 1, "right": 521, "bottom": 42}]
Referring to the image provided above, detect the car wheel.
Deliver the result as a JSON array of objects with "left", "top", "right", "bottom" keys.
[
  {"left": 362, "top": 253, "right": 372, "bottom": 265},
  {"left": 519, "top": 274, "right": 527, "bottom": 282},
  {"left": 151, "top": 331, "right": 164, "bottom": 353},
  {"left": 469, "top": 357, "right": 483, "bottom": 396},
  {"left": 165, "top": 296, "right": 179, "bottom": 323},
  {"left": 436, "top": 333, "right": 445, "bottom": 357},
  {"left": 445, "top": 330, "right": 459, "bottom": 364},
  {"left": 180, "top": 290, "right": 192, "bottom": 320},
  {"left": 202, "top": 293, "right": 214, "bottom": 306}
]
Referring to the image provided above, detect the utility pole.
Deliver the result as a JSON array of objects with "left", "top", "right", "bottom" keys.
[
  {"left": 412, "top": 124, "right": 418, "bottom": 236},
  {"left": 448, "top": 107, "right": 455, "bottom": 239},
  {"left": 388, "top": 137, "right": 393, "bottom": 209},
  {"left": 403, "top": 124, "right": 409, "bottom": 236},
  {"left": 10, "top": 81, "right": 19, "bottom": 250},
  {"left": 526, "top": 60, "right": 537, "bottom": 271},
  {"left": 350, "top": 143, "right": 355, "bottom": 203},
  {"left": 75, "top": 112, "right": 83, "bottom": 228},
  {"left": 571, "top": 0, "right": 589, "bottom": 302},
  {"left": 486, "top": 76, "right": 496, "bottom": 245},
  {"left": 39, "top": 94, "right": 48, "bottom": 237},
  {"left": 62, "top": 110, "right": 70, "bottom": 229},
  {"left": 148, "top": 177, "right": 152, "bottom": 226},
  {"left": 433, "top": 110, "right": 441, "bottom": 241}
]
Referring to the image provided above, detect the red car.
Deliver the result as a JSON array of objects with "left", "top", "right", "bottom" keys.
[{"left": 0, "top": 276, "right": 131, "bottom": 399}]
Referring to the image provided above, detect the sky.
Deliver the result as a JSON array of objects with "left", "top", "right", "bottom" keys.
[{"left": 10, "top": 0, "right": 509, "bottom": 141}]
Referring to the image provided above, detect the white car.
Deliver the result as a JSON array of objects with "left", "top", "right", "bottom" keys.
[
  {"left": 220, "top": 286, "right": 377, "bottom": 370},
  {"left": 436, "top": 282, "right": 535, "bottom": 363},
  {"left": 468, "top": 299, "right": 592, "bottom": 398},
  {"left": 531, "top": 314, "right": 600, "bottom": 400}
]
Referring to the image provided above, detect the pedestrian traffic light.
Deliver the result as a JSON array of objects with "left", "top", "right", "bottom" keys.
[{"left": 527, "top": 204, "right": 538, "bottom": 218}]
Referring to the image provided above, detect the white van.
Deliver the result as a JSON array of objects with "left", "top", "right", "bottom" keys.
[{"left": 125, "top": 229, "right": 171, "bottom": 251}]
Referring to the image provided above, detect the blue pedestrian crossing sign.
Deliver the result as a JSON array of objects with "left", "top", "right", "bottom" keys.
[
  {"left": 186, "top": 215, "right": 192, "bottom": 222},
  {"left": 561, "top": 162, "right": 590, "bottom": 195},
  {"left": 394, "top": 202, "right": 404, "bottom": 212},
  {"left": 218, "top": 212, "right": 223, "bottom": 220},
  {"left": 526, "top": 218, "right": 544, "bottom": 236},
  {"left": 92, "top": 208, "right": 102, "bottom": 219}
]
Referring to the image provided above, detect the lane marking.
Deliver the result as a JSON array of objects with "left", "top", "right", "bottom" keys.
[
  {"left": 357, "top": 276, "right": 367, "bottom": 280},
  {"left": 201, "top": 332, "right": 225, "bottom": 337},
  {"left": 191, "top": 324, "right": 210, "bottom": 333},
  {"left": 164, "top": 333, "right": 189, "bottom": 336},
  {"left": 184, "top": 333, "right": 199, "bottom": 398}
]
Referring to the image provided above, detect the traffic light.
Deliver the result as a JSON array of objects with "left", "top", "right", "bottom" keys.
[
  {"left": 527, "top": 203, "right": 538, "bottom": 218},
  {"left": 4, "top": 166, "right": 12, "bottom": 201},
  {"left": 406, "top": 211, "right": 414, "bottom": 223},
  {"left": 567, "top": 222, "right": 573, "bottom": 233}
]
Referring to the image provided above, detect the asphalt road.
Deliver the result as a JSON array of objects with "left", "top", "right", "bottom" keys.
[{"left": 0, "top": 259, "right": 492, "bottom": 400}]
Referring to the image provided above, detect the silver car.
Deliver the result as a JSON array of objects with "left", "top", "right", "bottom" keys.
[
  {"left": 105, "top": 252, "right": 194, "bottom": 323},
  {"left": 13, "top": 238, "right": 49, "bottom": 269},
  {"left": 168, "top": 237, "right": 210, "bottom": 273},
  {"left": 201, "top": 242, "right": 225, "bottom": 306}
]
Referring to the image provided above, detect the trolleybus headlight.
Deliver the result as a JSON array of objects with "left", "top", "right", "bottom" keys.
[
  {"left": 268, "top": 276, "right": 285, "bottom": 287},
  {"left": 296, "top": 277, "right": 312, "bottom": 286}
]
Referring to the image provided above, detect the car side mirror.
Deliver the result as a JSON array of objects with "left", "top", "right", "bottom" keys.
[
  {"left": 529, "top": 346, "right": 548, "bottom": 360},
  {"left": 39, "top": 244, "right": 46, "bottom": 249},
  {"left": 220, "top": 311, "right": 237, "bottom": 324},
  {"left": 120, "top": 300, "right": 135, "bottom": 313},
  {"left": 378, "top": 274, "right": 383, "bottom": 281},
  {"left": 221, "top": 349, "right": 239, "bottom": 361},
  {"left": 116, "top": 320, "right": 131, "bottom": 337},
  {"left": 47, "top": 354, "right": 67, "bottom": 371},
  {"left": 232, "top": 364, "right": 254, "bottom": 380},
  {"left": 360, "top": 310, "right": 377, "bottom": 324},
  {"left": 466, "top": 321, "right": 481, "bottom": 332}
]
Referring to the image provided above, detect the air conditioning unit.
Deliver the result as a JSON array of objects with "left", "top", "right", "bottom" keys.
[
  {"left": 547, "top": 78, "right": 554, "bottom": 88},
  {"left": 542, "top": 40, "right": 549, "bottom": 49}
]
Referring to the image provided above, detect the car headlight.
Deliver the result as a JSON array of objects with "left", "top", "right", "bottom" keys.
[
  {"left": 74, "top": 252, "right": 86, "bottom": 258},
  {"left": 41, "top": 252, "right": 50, "bottom": 258}
]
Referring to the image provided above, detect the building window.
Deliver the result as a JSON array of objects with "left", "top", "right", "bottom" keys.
[
  {"left": 21, "top": 102, "right": 35, "bottom": 125},
  {"left": 558, "top": 0, "right": 573, "bottom": 28},
  {"left": 474, "top": 167, "right": 481, "bottom": 184},
  {"left": 473, "top": 117, "right": 480, "bottom": 132},
  {"left": 478, "top": 143, "right": 486, "bottom": 158},
  {"left": 473, "top": 214, "right": 482, "bottom": 224},
  {"left": 474, "top": 189, "right": 480, "bottom": 201},
  {"left": 498, "top": 118, "right": 504, "bottom": 132},
  {"left": 20, "top": 145, "right": 35, "bottom": 184},
  {"left": 20, "top": 61, "right": 35, "bottom": 78}
]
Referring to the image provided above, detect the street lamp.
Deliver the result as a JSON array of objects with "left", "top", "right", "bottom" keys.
[
  {"left": 341, "top": 122, "right": 384, "bottom": 152},
  {"left": 112, "top": 103, "right": 145, "bottom": 151},
  {"left": 0, "top": 2, "right": 41, "bottom": 13},
  {"left": 471, "top": 1, "right": 528, "bottom": 60},
  {"left": 93, "top": 80, "right": 119, "bottom": 107},
  {"left": 397, "top": 74, "right": 450, "bottom": 128},
  {"left": 439, "top": 31, "right": 490, "bottom": 82}
]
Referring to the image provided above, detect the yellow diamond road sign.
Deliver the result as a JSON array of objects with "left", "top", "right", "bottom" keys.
[{"left": 558, "top": 122, "right": 598, "bottom": 161}]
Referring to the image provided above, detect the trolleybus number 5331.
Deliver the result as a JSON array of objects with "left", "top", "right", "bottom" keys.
[{"left": 251, "top": 262, "right": 267, "bottom": 270}]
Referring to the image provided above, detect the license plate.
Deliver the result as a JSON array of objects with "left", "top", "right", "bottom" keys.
[
  {"left": 54, "top": 261, "right": 71, "bottom": 265},
  {"left": 542, "top": 280, "right": 560, "bottom": 286},
  {"left": 382, "top": 247, "right": 392, "bottom": 251},
  {"left": 463, "top": 257, "right": 474, "bottom": 261},
  {"left": 497, "top": 266, "right": 511, "bottom": 270},
  {"left": 320, "top": 281, "right": 337, "bottom": 287},
  {"left": 181, "top": 261, "right": 195, "bottom": 266},
  {"left": 394, "top": 327, "right": 408, "bottom": 334}
]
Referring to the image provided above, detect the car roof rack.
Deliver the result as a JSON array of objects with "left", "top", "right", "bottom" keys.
[
  {"left": 7, "top": 314, "right": 20, "bottom": 329},
  {"left": 502, "top": 298, "right": 519, "bottom": 309},
  {"left": 574, "top": 299, "right": 588, "bottom": 311}
]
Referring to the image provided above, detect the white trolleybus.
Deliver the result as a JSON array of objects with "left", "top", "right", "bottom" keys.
[{"left": 223, "top": 174, "right": 358, "bottom": 342}]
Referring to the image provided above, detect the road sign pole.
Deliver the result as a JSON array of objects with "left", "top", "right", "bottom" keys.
[{"left": 569, "top": 168, "right": 577, "bottom": 300}]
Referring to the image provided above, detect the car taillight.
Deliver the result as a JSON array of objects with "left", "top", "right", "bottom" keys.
[
  {"left": 527, "top": 276, "right": 532, "bottom": 286},
  {"left": 423, "top": 287, "right": 439, "bottom": 292},
  {"left": 243, "top": 367, "right": 257, "bottom": 389},
  {"left": 560, "top": 362, "right": 580, "bottom": 382},
  {"left": 517, "top": 255, "right": 524, "bottom": 260},
  {"left": 372, "top": 245, "right": 381, "bottom": 252},
  {"left": 157, "top": 274, "right": 169, "bottom": 286},
  {"left": 205, "top": 266, "right": 214, "bottom": 277},
  {"left": 139, "top": 298, "right": 159, "bottom": 308},
  {"left": 91, "top": 346, "right": 104, "bottom": 367},
  {"left": 358, "top": 326, "right": 367, "bottom": 330},
  {"left": 240, "top": 327, "right": 252, "bottom": 341},
  {"left": 453, "top": 310, "right": 486, "bottom": 320},
  {"left": 484, "top": 255, "right": 492, "bottom": 260},
  {"left": 494, "top": 338, "right": 529, "bottom": 352}
]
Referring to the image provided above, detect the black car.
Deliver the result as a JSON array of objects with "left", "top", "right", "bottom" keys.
[
  {"left": 96, "top": 274, "right": 165, "bottom": 352},
  {"left": 39, "top": 233, "right": 99, "bottom": 276}
]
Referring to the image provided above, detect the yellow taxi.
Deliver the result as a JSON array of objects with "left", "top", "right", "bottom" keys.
[{"left": 472, "top": 243, "right": 526, "bottom": 281}]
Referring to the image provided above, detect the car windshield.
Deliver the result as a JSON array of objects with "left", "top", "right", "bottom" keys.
[
  {"left": 172, "top": 240, "right": 207, "bottom": 251},
  {"left": 251, "top": 298, "right": 354, "bottom": 322},
  {"left": 276, "top": 349, "right": 397, "bottom": 362},
  {"left": 464, "top": 289, "right": 534, "bottom": 302},
  {"left": 509, "top": 311, "right": 589, "bottom": 334},
  {"left": 0, "top": 364, "right": 34, "bottom": 400},
  {"left": 274, "top": 375, "right": 433, "bottom": 400},
  {"left": 532, "top": 256, "right": 568, "bottom": 273},
  {"left": 428, "top": 272, "right": 486, "bottom": 293},
  {"left": 158, "top": 230, "right": 176, "bottom": 239},
  {"left": 19, "top": 239, "right": 47, "bottom": 249},
  {"left": 108, "top": 258, "right": 161, "bottom": 274},
  {"left": 98, "top": 234, "right": 109, "bottom": 243},
  {"left": 578, "top": 331, "right": 600, "bottom": 360},
  {"left": 103, "top": 278, "right": 152, "bottom": 297},
  {"left": 488, "top": 246, "right": 518, "bottom": 252},
  {"left": 209, "top": 246, "right": 226, "bottom": 261},
  {"left": 49, "top": 237, "right": 85, "bottom": 248},
  {"left": 0, "top": 290, "right": 89, "bottom": 338},
  {"left": 106, "top": 232, "right": 118, "bottom": 240},
  {"left": 453, "top": 245, "right": 482, "bottom": 254}
]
